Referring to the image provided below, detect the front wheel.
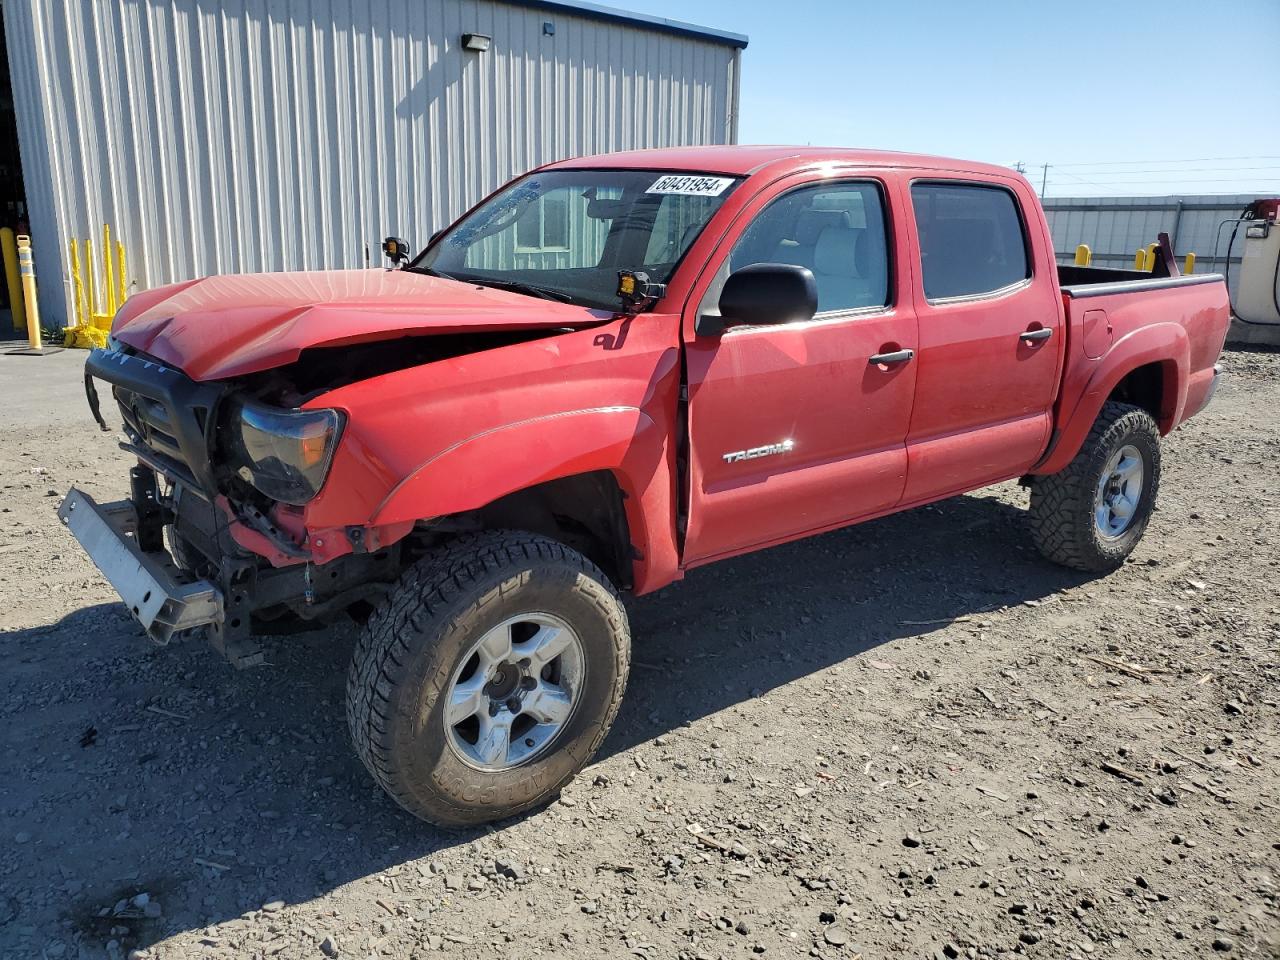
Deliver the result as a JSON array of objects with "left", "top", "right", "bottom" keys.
[
  {"left": 346, "top": 531, "right": 630, "bottom": 826},
  {"left": 1029, "top": 401, "right": 1162, "bottom": 572}
]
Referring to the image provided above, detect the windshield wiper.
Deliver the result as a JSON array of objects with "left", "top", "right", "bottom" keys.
[
  {"left": 470, "top": 278, "right": 577, "bottom": 304},
  {"left": 404, "top": 265, "right": 459, "bottom": 281},
  {"left": 403, "top": 268, "right": 578, "bottom": 305}
]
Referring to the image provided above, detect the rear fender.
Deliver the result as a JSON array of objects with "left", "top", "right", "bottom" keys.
[
  {"left": 372, "top": 406, "right": 680, "bottom": 594},
  {"left": 1035, "top": 323, "right": 1188, "bottom": 475}
]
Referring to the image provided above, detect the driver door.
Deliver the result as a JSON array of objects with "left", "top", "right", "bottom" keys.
[{"left": 681, "top": 173, "right": 919, "bottom": 565}]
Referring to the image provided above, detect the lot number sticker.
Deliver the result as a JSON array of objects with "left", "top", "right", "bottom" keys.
[{"left": 646, "top": 175, "right": 734, "bottom": 197}]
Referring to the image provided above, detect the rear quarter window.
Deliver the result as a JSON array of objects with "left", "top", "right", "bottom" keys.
[{"left": 910, "top": 182, "right": 1030, "bottom": 300}]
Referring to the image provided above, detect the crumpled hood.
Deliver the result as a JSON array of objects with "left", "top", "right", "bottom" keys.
[{"left": 112, "top": 269, "right": 613, "bottom": 381}]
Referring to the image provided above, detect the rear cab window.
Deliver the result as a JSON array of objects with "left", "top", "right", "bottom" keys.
[{"left": 910, "top": 182, "right": 1030, "bottom": 300}]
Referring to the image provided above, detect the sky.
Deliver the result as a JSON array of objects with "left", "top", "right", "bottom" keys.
[{"left": 624, "top": 0, "right": 1280, "bottom": 198}]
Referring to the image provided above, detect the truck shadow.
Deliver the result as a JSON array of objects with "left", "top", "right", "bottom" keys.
[
  {"left": 606, "top": 487, "right": 1089, "bottom": 758},
  {"left": 0, "top": 487, "right": 1089, "bottom": 953}
]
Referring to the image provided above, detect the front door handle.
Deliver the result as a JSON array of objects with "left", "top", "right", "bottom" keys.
[
  {"left": 868, "top": 348, "right": 915, "bottom": 365},
  {"left": 1020, "top": 328, "right": 1053, "bottom": 343}
]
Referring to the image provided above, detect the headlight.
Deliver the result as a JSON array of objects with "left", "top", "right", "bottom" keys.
[{"left": 224, "top": 401, "right": 344, "bottom": 505}]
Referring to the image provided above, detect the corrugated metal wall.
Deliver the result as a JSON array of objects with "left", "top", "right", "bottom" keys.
[
  {"left": 2, "top": 0, "right": 742, "bottom": 326},
  {"left": 1043, "top": 194, "right": 1265, "bottom": 303}
]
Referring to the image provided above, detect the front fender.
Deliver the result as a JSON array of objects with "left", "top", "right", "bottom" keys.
[
  {"left": 1035, "top": 322, "right": 1189, "bottom": 475},
  {"left": 373, "top": 406, "right": 680, "bottom": 594}
]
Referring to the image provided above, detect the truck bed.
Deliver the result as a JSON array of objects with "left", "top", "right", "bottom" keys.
[{"left": 1057, "top": 263, "right": 1225, "bottom": 297}]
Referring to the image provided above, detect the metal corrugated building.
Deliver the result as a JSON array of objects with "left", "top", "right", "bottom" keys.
[
  {"left": 1043, "top": 194, "right": 1265, "bottom": 303},
  {"left": 1, "top": 0, "right": 746, "bottom": 328}
]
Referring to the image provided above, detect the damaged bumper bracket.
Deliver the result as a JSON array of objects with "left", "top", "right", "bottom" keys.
[{"left": 57, "top": 487, "right": 223, "bottom": 644}]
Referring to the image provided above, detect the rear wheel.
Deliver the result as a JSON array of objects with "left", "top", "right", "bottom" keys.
[
  {"left": 346, "top": 531, "right": 630, "bottom": 826},
  {"left": 1029, "top": 401, "right": 1162, "bottom": 572}
]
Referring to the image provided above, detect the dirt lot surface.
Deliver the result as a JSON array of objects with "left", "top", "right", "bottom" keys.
[{"left": 1, "top": 345, "right": 1277, "bottom": 960}]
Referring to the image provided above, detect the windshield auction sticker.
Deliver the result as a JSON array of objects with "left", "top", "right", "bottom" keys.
[{"left": 646, "top": 175, "right": 735, "bottom": 197}]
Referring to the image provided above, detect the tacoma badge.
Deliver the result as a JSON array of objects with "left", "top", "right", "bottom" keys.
[{"left": 722, "top": 439, "right": 795, "bottom": 464}]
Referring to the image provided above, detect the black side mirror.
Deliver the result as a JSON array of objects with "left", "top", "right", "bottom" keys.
[
  {"left": 700, "top": 263, "right": 818, "bottom": 336},
  {"left": 382, "top": 236, "right": 410, "bottom": 267}
]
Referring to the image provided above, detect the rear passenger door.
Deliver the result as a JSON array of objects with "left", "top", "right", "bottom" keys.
[
  {"left": 902, "top": 179, "right": 1063, "bottom": 503},
  {"left": 682, "top": 174, "right": 919, "bottom": 564}
]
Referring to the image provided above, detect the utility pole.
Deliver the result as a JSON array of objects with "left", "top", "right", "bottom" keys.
[
  {"left": 1013, "top": 161, "right": 1026, "bottom": 174},
  {"left": 1040, "top": 163, "right": 1050, "bottom": 196}
]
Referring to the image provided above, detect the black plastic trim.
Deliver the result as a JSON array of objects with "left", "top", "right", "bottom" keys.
[
  {"left": 1061, "top": 273, "right": 1224, "bottom": 299},
  {"left": 86, "top": 348, "right": 225, "bottom": 492}
]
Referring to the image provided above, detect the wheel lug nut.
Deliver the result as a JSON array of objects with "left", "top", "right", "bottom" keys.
[
  {"left": 521, "top": 676, "right": 536, "bottom": 690},
  {"left": 506, "top": 698, "right": 522, "bottom": 713}
]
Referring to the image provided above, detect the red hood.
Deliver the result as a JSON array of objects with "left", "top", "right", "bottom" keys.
[{"left": 112, "top": 269, "right": 613, "bottom": 380}]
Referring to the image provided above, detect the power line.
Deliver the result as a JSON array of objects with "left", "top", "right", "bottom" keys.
[
  {"left": 1045, "top": 165, "right": 1279, "bottom": 176},
  {"left": 1046, "top": 176, "right": 1280, "bottom": 185},
  {"left": 1048, "top": 155, "right": 1280, "bottom": 168},
  {"left": 1051, "top": 168, "right": 1114, "bottom": 192}
]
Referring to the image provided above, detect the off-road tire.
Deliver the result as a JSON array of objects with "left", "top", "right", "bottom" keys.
[
  {"left": 346, "top": 531, "right": 630, "bottom": 826},
  {"left": 1030, "top": 401, "right": 1162, "bottom": 572}
]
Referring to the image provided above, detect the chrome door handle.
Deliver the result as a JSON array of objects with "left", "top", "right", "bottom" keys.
[
  {"left": 868, "top": 348, "right": 915, "bottom": 365},
  {"left": 1020, "top": 328, "right": 1053, "bottom": 342}
]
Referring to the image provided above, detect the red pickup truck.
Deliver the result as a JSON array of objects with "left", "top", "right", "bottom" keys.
[{"left": 60, "top": 146, "right": 1229, "bottom": 825}]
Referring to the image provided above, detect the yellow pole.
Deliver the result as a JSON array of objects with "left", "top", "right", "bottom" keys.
[
  {"left": 85, "top": 236, "right": 97, "bottom": 321},
  {"left": 117, "top": 240, "right": 127, "bottom": 305},
  {"left": 1, "top": 227, "right": 25, "bottom": 333},
  {"left": 1074, "top": 243, "right": 1091, "bottom": 267},
  {"left": 16, "top": 236, "right": 41, "bottom": 351},
  {"left": 1134, "top": 248, "right": 1145, "bottom": 270},
  {"left": 1183, "top": 252, "right": 1195, "bottom": 275},
  {"left": 69, "top": 239, "right": 85, "bottom": 329},
  {"left": 1143, "top": 242, "right": 1158, "bottom": 271},
  {"left": 77, "top": 239, "right": 91, "bottom": 331},
  {"left": 103, "top": 223, "right": 116, "bottom": 317}
]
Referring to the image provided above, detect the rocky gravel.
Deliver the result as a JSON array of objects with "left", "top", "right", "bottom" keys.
[{"left": 1, "top": 346, "right": 1277, "bottom": 959}]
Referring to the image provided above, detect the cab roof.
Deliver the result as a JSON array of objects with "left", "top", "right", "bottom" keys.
[{"left": 547, "top": 145, "right": 1020, "bottom": 181}]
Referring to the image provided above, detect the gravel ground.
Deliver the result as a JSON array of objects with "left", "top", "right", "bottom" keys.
[{"left": 1, "top": 345, "right": 1277, "bottom": 960}]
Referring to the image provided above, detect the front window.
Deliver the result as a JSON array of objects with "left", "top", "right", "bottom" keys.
[
  {"left": 413, "top": 170, "right": 742, "bottom": 309},
  {"left": 728, "top": 181, "right": 891, "bottom": 313}
]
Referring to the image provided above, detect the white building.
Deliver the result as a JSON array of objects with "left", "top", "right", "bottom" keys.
[{"left": 0, "top": 0, "right": 746, "bottom": 327}]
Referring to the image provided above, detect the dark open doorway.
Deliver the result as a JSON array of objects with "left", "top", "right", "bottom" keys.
[{"left": 0, "top": 8, "right": 28, "bottom": 318}]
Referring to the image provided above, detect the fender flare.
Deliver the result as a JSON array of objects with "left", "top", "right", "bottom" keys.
[
  {"left": 371, "top": 405, "right": 678, "bottom": 591},
  {"left": 1034, "top": 323, "right": 1190, "bottom": 475}
]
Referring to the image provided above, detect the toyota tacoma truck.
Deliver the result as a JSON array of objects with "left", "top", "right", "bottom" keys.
[{"left": 59, "top": 146, "right": 1229, "bottom": 826}]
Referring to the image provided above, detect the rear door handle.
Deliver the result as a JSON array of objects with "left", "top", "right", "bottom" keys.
[
  {"left": 868, "top": 348, "right": 915, "bottom": 365},
  {"left": 1020, "top": 328, "right": 1053, "bottom": 343}
]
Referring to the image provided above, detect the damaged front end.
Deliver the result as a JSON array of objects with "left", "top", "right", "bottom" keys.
[{"left": 62, "top": 347, "right": 402, "bottom": 668}]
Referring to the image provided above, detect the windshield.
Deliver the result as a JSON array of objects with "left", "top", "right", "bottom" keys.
[{"left": 412, "top": 169, "right": 743, "bottom": 309}]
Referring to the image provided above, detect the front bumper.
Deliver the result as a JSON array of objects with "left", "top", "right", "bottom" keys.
[{"left": 57, "top": 487, "right": 223, "bottom": 644}]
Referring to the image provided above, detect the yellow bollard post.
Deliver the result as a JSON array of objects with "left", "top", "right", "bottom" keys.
[
  {"left": 103, "top": 224, "right": 116, "bottom": 317},
  {"left": 2, "top": 227, "right": 25, "bottom": 333},
  {"left": 1143, "top": 242, "right": 1158, "bottom": 271},
  {"left": 79, "top": 241, "right": 92, "bottom": 332},
  {"left": 69, "top": 239, "right": 87, "bottom": 327},
  {"left": 1183, "top": 252, "right": 1195, "bottom": 275},
  {"left": 1074, "top": 244, "right": 1092, "bottom": 267},
  {"left": 16, "top": 236, "right": 41, "bottom": 351},
  {"left": 117, "top": 240, "right": 127, "bottom": 305},
  {"left": 85, "top": 236, "right": 98, "bottom": 325}
]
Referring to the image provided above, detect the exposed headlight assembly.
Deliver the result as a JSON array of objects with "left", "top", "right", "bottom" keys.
[{"left": 224, "top": 401, "right": 344, "bottom": 505}]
